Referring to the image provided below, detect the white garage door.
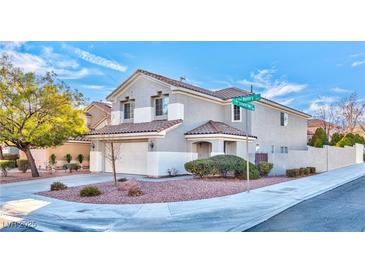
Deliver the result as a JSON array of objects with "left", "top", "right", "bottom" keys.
[{"left": 105, "top": 141, "right": 148, "bottom": 175}]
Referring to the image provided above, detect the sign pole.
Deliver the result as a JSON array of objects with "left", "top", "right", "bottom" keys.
[{"left": 246, "top": 108, "right": 250, "bottom": 193}]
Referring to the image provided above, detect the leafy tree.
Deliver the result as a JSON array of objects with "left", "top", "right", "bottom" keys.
[
  {"left": 330, "top": 132, "right": 344, "bottom": 146},
  {"left": 0, "top": 55, "right": 87, "bottom": 177},
  {"left": 309, "top": 127, "right": 328, "bottom": 148},
  {"left": 65, "top": 154, "right": 72, "bottom": 164},
  {"left": 336, "top": 133, "right": 365, "bottom": 147}
]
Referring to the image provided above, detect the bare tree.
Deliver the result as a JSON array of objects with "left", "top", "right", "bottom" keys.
[
  {"left": 315, "top": 103, "right": 341, "bottom": 137},
  {"left": 337, "top": 92, "right": 365, "bottom": 133},
  {"left": 104, "top": 141, "right": 122, "bottom": 186}
]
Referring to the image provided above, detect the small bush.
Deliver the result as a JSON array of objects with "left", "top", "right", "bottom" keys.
[
  {"left": 307, "top": 167, "right": 316, "bottom": 174},
  {"left": 64, "top": 154, "right": 72, "bottom": 163},
  {"left": 17, "top": 159, "right": 29, "bottom": 173},
  {"left": 80, "top": 186, "right": 101, "bottom": 197},
  {"left": 49, "top": 154, "right": 57, "bottom": 166},
  {"left": 286, "top": 169, "right": 300, "bottom": 177},
  {"left": 210, "top": 154, "right": 241, "bottom": 177},
  {"left": 184, "top": 159, "right": 218, "bottom": 178},
  {"left": 3, "top": 154, "right": 19, "bottom": 161},
  {"left": 0, "top": 160, "right": 16, "bottom": 177},
  {"left": 50, "top": 182, "right": 68, "bottom": 191},
  {"left": 117, "top": 177, "right": 128, "bottom": 182},
  {"left": 69, "top": 163, "right": 81, "bottom": 171},
  {"left": 258, "top": 161, "right": 274, "bottom": 177},
  {"left": 299, "top": 168, "right": 306, "bottom": 176},
  {"left": 235, "top": 162, "right": 260, "bottom": 180},
  {"left": 128, "top": 189, "right": 144, "bottom": 197},
  {"left": 77, "top": 154, "right": 84, "bottom": 164},
  {"left": 304, "top": 167, "right": 310, "bottom": 175}
]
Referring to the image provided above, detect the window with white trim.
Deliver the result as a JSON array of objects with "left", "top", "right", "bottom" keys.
[
  {"left": 123, "top": 102, "right": 134, "bottom": 119},
  {"left": 155, "top": 96, "right": 169, "bottom": 116},
  {"left": 232, "top": 105, "right": 241, "bottom": 121},
  {"left": 280, "top": 112, "right": 288, "bottom": 126}
]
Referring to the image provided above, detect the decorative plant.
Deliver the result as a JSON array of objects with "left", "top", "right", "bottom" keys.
[
  {"left": 0, "top": 160, "right": 16, "bottom": 177},
  {"left": 65, "top": 154, "right": 72, "bottom": 163},
  {"left": 17, "top": 159, "right": 29, "bottom": 173},
  {"left": 49, "top": 154, "right": 57, "bottom": 169},
  {"left": 50, "top": 182, "right": 68, "bottom": 191},
  {"left": 77, "top": 154, "right": 84, "bottom": 164},
  {"left": 167, "top": 168, "right": 178, "bottom": 177},
  {"left": 80, "top": 186, "right": 101, "bottom": 197}
]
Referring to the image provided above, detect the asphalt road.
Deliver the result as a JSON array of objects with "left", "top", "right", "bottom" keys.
[{"left": 246, "top": 175, "right": 365, "bottom": 232}]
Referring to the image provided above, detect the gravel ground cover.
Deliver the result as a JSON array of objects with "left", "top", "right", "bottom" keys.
[
  {"left": 0, "top": 170, "right": 91, "bottom": 184},
  {"left": 39, "top": 176, "right": 292, "bottom": 204}
]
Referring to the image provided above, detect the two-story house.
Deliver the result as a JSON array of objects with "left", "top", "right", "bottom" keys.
[{"left": 86, "top": 69, "right": 311, "bottom": 177}]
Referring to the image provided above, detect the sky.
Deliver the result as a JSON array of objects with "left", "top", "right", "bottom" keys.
[{"left": 0, "top": 41, "right": 364, "bottom": 114}]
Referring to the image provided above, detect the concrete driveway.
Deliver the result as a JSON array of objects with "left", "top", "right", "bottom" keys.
[{"left": 1, "top": 164, "right": 365, "bottom": 232}]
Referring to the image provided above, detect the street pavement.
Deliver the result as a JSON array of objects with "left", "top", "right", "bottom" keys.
[{"left": 247, "top": 175, "right": 365, "bottom": 232}]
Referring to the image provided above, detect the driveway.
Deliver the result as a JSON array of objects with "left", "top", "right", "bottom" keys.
[{"left": 1, "top": 164, "right": 365, "bottom": 232}]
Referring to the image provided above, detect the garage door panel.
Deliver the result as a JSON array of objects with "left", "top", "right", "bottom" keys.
[{"left": 105, "top": 142, "right": 148, "bottom": 175}]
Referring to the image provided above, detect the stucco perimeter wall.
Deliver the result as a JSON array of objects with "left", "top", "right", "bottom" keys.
[
  {"left": 21, "top": 143, "right": 91, "bottom": 169},
  {"left": 147, "top": 151, "right": 198, "bottom": 177},
  {"left": 269, "top": 144, "right": 364, "bottom": 175}
]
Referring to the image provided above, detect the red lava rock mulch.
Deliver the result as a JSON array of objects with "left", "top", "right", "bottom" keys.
[
  {"left": 0, "top": 170, "right": 91, "bottom": 184},
  {"left": 38, "top": 176, "right": 292, "bottom": 204}
]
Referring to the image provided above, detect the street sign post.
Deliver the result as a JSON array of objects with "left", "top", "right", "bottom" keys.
[{"left": 231, "top": 93, "right": 261, "bottom": 192}]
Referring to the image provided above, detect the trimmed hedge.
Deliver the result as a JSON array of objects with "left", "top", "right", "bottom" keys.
[
  {"left": 184, "top": 158, "right": 218, "bottom": 178},
  {"left": 80, "top": 186, "right": 101, "bottom": 197},
  {"left": 0, "top": 160, "right": 16, "bottom": 177},
  {"left": 258, "top": 161, "right": 274, "bottom": 177},
  {"left": 184, "top": 154, "right": 260, "bottom": 179},
  {"left": 286, "top": 166, "right": 316, "bottom": 177}
]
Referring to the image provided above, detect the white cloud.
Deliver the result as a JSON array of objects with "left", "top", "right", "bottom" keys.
[
  {"left": 332, "top": 87, "right": 352, "bottom": 93},
  {"left": 0, "top": 43, "right": 99, "bottom": 80},
  {"left": 81, "top": 84, "right": 105, "bottom": 90},
  {"left": 68, "top": 46, "right": 127, "bottom": 72},
  {"left": 238, "top": 68, "right": 307, "bottom": 99},
  {"left": 352, "top": 59, "right": 365, "bottom": 67},
  {"left": 306, "top": 96, "right": 338, "bottom": 113},
  {"left": 276, "top": 98, "right": 295, "bottom": 106}
]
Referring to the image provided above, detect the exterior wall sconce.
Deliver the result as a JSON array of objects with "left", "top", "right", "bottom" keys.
[
  {"left": 91, "top": 143, "right": 95, "bottom": 150},
  {"left": 149, "top": 141, "right": 154, "bottom": 150}
]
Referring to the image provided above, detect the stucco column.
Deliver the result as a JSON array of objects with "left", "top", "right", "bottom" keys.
[
  {"left": 90, "top": 140, "right": 104, "bottom": 172},
  {"left": 210, "top": 139, "right": 225, "bottom": 156}
]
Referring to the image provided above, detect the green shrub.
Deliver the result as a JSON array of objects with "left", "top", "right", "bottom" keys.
[
  {"left": 50, "top": 154, "right": 57, "bottom": 166},
  {"left": 210, "top": 154, "right": 243, "bottom": 177},
  {"left": 80, "top": 186, "right": 101, "bottom": 197},
  {"left": 50, "top": 182, "right": 68, "bottom": 191},
  {"left": 0, "top": 160, "right": 16, "bottom": 177},
  {"left": 234, "top": 161, "right": 260, "bottom": 180},
  {"left": 336, "top": 136, "right": 353, "bottom": 147},
  {"left": 184, "top": 158, "right": 218, "bottom": 178},
  {"left": 3, "top": 154, "right": 19, "bottom": 161},
  {"left": 309, "top": 127, "right": 328, "bottom": 148},
  {"left": 69, "top": 163, "right": 81, "bottom": 172},
  {"left": 65, "top": 154, "right": 72, "bottom": 163},
  {"left": 258, "top": 161, "right": 274, "bottom": 177},
  {"left": 17, "top": 159, "right": 29, "bottom": 173},
  {"left": 286, "top": 169, "right": 300, "bottom": 177},
  {"left": 330, "top": 133, "right": 344, "bottom": 146},
  {"left": 77, "top": 154, "right": 84, "bottom": 164},
  {"left": 307, "top": 167, "right": 316, "bottom": 174}
]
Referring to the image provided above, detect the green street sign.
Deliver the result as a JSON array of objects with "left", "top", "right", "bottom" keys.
[
  {"left": 233, "top": 93, "right": 261, "bottom": 103},
  {"left": 232, "top": 100, "right": 255, "bottom": 111}
]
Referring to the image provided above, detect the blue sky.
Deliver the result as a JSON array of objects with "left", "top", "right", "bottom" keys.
[{"left": 1, "top": 41, "right": 364, "bottom": 114}]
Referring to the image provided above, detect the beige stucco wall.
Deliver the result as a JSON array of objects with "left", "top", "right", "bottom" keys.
[
  {"left": 269, "top": 144, "right": 364, "bottom": 175},
  {"left": 21, "top": 142, "right": 90, "bottom": 169}
]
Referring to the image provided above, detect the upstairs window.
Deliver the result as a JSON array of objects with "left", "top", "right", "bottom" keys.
[
  {"left": 155, "top": 96, "right": 169, "bottom": 116},
  {"left": 232, "top": 104, "right": 241, "bottom": 122},
  {"left": 280, "top": 112, "right": 288, "bottom": 126},
  {"left": 124, "top": 102, "right": 134, "bottom": 120}
]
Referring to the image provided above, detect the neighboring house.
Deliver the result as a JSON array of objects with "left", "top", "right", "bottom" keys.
[
  {"left": 307, "top": 119, "right": 342, "bottom": 142},
  {"left": 19, "top": 101, "right": 111, "bottom": 169},
  {"left": 86, "top": 69, "right": 311, "bottom": 177}
]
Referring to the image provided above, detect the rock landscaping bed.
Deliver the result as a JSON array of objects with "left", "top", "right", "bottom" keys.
[
  {"left": 38, "top": 176, "right": 292, "bottom": 204},
  {"left": 0, "top": 170, "right": 91, "bottom": 184}
]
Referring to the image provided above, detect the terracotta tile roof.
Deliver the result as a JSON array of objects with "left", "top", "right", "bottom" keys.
[
  {"left": 87, "top": 119, "right": 182, "bottom": 136},
  {"left": 91, "top": 101, "right": 112, "bottom": 114},
  {"left": 307, "top": 119, "right": 340, "bottom": 129},
  {"left": 185, "top": 120, "right": 256, "bottom": 138},
  {"left": 213, "top": 87, "right": 250, "bottom": 99},
  {"left": 68, "top": 136, "right": 91, "bottom": 142}
]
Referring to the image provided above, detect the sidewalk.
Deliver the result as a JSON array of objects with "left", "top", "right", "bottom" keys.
[{"left": 1, "top": 164, "right": 365, "bottom": 231}]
